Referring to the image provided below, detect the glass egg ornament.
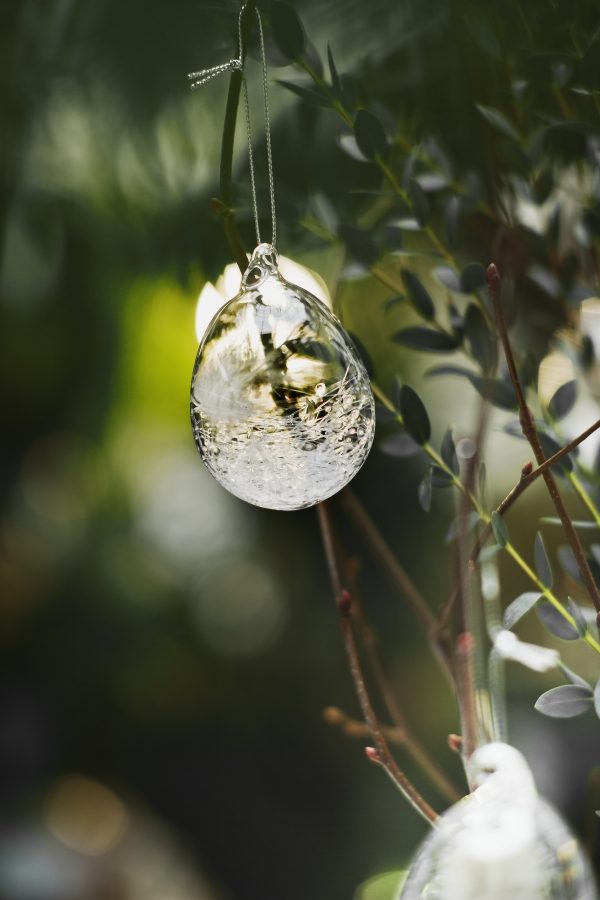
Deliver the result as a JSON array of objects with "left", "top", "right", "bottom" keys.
[
  {"left": 190, "top": 244, "right": 375, "bottom": 510},
  {"left": 398, "top": 743, "right": 597, "bottom": 900}
]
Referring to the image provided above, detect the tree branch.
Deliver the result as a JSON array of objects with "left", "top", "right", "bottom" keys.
[
  {"left": 338, "top": 489, "right": 454, "bottom": 681},
  {"left": 487, "top": 263, "right": 600, "bottom": 613},
  {"left": 317, "top": 502, "right": 439, "bottom": 825}
]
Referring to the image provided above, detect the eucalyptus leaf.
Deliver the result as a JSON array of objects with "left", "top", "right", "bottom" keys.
[
  {"left": 379, "top": 432, "right": 420, "bottom": 458},
  {"left": 536, "top": 602, "right": 580, "bottom": 640},
  {"left": 409, "top": 178, "right": 430, "bottom": 225},
  {"left": 354, "top": 109, "right": 388, "bottom": 160},
  {"left": 347, "top": 332, "right": 374, "bottom": 377},
  {"left": 402, "top": 271, "right": 435, "bottom": 320},
  {"left": 399, "top": 385, "right": 431, "bottom": 445},
  {"left": 434, "top": 266, "right": 462, "bottom": 292},
  {"left": 270, "top": 2, "right": 305, "bottom": 61},
  {"left": 431, "top": 466, "right": 454, "bottom": 487},
  {"left": 491, "top": 511, "right": 509, "bottom": 547},
  {"left": 537, "top": 431, "right": 573, "bottom": 474},
  {"left": 476, "top": 103, "right": 520, "bottom": 141},
  {"left": 549, "top": 380, "right": 577, "bottom": 419},
  {"left": 534, "top": 531, "right": 553, "bottom": 587},
  {"left": 277, "top": 80, "right": 329, "bottom": 107},
  {"left": 568, "top": 597, "right": 588, "bottom": 637},
  {"left": 534, "top": 684, "right": 593, "bottom": 718},
  {"left": 339, "top": 224, "right": 378, "bottom": 266},
  {"left": 557, "top": 546, "right": 582, "bottom": 583},
  {"left": 392, "top": 327, "right": 459, "bottom": 352},
  {"left": 460, "top": 262, "right": 487, "bottom": 293},
  {"left": 337, "top": 134, "right": 369, "bottom": 163},
  {"left": 559, "top": 662, "right": 591, "bottom": 690},
  {"left": 465, "top": 304, "right": 496, "bottom": 373},
  {"left": 502, "top": 592, "right": 541, "bottom": 630},
  {"left": 441, "top": 427, "right": 459, "bottom": 474},
  {"left": 327, "top": 44, "right": 341, "bottom": 95},
  {"left": 418, "top": 467, "right": 433, "bottom": 512}
]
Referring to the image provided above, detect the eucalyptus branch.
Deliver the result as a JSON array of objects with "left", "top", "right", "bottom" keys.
[
  {"left": 373, "top": 381, "right": 600, "bottom": 653},
  {"left": 487, "top": 263, "right": 600, "bottom": 614},
  {"left": 317, "top": 502, "right": 439, "bottom": 825}
]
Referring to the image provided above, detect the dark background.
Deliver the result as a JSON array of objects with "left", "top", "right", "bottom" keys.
[{"left": 1, "top": 1, "right": 600, "bottom": 898}]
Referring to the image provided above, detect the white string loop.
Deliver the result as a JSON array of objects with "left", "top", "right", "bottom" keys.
[{"left": 188, "top": 4, "right": 277, "bottom": 248}]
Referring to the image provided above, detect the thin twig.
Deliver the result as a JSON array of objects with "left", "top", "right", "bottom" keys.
[
  {"left": 323, "top": 706, "right": 407, "bottom": 744},
  {"left": 487, "top": 263, "right": 600, "bottom": 614},
  {"left": 338, "top": 489, "right": 454, "bottom": 680},
  {"left": 317, "top": 502, "right": 439, "bottom": 825},
  {"left": 345, "top": 558, "right": 461, "bottom": 802},
  {"left": 454, "top": 633, "right": 478, "bottom": 761}
]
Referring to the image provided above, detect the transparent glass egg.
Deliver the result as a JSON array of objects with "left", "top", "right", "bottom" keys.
[
  {"left": 399, "top": 743, "right": 598, "bottom": 900},
  {"left": 190, "top": 243, "right": 375, "bottom": 510}
]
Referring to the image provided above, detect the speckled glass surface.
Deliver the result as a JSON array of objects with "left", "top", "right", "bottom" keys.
[{"left": 190, "top": 244, "right": 375, "bottom": 510}]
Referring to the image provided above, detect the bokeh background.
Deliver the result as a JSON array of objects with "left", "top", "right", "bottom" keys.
[{"left": 2, "top": 1, "right": 600, "bottom": 898}]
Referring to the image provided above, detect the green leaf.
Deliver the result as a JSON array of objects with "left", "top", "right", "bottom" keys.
[
  {"left": 557, "top": 546, "right": 582, "bottom": 583},
  {"left": 401, "top": 271, "right": 435, "bottom": 320},
  {"left": 418, "top": 466, "right": 433, "bottom": 512},
  {"left": 460, "top": 262, "right": 487, "bottom": 293},
  {"left": 534, "top": 684, "right": 593, "bottom": 718},
  {"left": 491, "top": 511, "right": 509, "bottom": 547},
  {"left": 465, "top": 304, "right": 496, "bottom": 373},
  {"left": 431, "top": 466, "right": 454, "bottom": 487},
  {"left": 354, "top": 109, "right": 388, "bottom": 160},
  {"left": 534, "top": 531, "right": 553, "bottom": 587},
  {"left": 502, "top": 592, "right": 541, "bottom": 630},
  {"left": 549, "top": 380, "right": 577, "bottom": 419},
  {"left": 270, "top": 2, "right": 305, "bottom": 61},
  {"left": 536, "top": 602, "right": 580, "bottom": 640},
  {"left": 338, "top": 224, "right": 378, "bottom": 266},
  {"left": 347, "top": 332, "right": 374, "bottom": 377},
  {"left": 476, "top": 104, "right": 520, "bottom": 141},
  {"left": 409, "top": 177, "right": 430, "bottom": 225},
  {"left": 540, "top": 517, "right": 599, "bottom": 530},
  {"left": 392, "top": 328, "right": 459, "bottom": 352},
  {"left": 441, "top": 427, "right": 459, "bottom": 474},
  {"left": 399, "top": 385, "right": 431, "bottom": 445},
  {"left": 425, "top": 366, "right": 517, "bottom": 409},
  {"left": 379, "top": 432, "right": 420, "bottom": 458},
  {"left": 568, "top": 596, "right": 588, "bottom": 637},
  {"left": 470, "top": 376, "right": 517, "bottom": 410},
  {"left": 537, "top": 431, "right": 573, "bottom": 474},
  {"left": 434, "top": 266, "right": 462, "bottom": 292},
  {"left": 276, "top": 80, "right": 329, "bottom": 107},
  {"left": 327, "top": 44, "right": 341, "bottom": 95},
  {"left": 559, "top": 662, "right": 592, "bottom": 690}
]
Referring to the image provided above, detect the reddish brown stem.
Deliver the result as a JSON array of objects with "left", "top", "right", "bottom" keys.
[
  {"left": 487, "top": 263, "right": 600, "bottom": 613},
  {"left": 339, "top": 489, "right": 453, "bottom": 681},
  {"left": 317, "top": 502, "right": 438, "bottom": 825}
]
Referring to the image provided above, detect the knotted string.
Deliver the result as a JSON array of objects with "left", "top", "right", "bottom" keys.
[{"left": 188, "top": 4, "right": 277, "bottom": 248}]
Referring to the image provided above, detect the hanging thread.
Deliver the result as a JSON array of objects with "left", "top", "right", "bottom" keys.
[{"left": 188, "top": 4, "right": 277, "bottom": 248}]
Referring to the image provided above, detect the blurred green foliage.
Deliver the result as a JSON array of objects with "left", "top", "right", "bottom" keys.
[{"left": 1, "top": 0, "right": 600, "bottom": 898}]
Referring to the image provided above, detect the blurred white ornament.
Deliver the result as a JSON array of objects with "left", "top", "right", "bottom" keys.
[
  {"left": 190, "top": 244, "right": 375, "bottom": 510},
  {"left": 399, "top": 742, "right": 597, "bottom": 900},
  {"left": 493, "top": 630, "right": 560, "bottom": 672}
]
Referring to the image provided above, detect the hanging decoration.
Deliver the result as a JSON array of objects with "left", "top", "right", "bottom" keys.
[{"left": 188, "top": 4, "right": 374, "bottom": 511}]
